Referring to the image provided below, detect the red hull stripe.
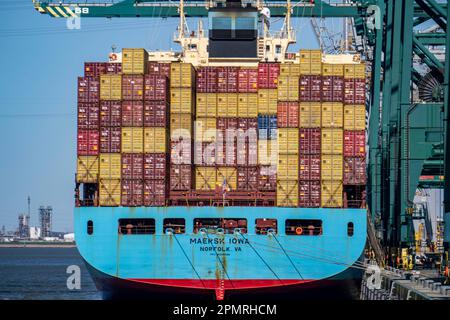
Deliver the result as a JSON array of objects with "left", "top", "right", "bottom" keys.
[{"left": 127, "top": 279, "right": 314, "bottom": 290}]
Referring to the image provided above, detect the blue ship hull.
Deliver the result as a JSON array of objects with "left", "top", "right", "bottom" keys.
[{"left": 75, "top": 207, "right": 367, "bottom": 300}]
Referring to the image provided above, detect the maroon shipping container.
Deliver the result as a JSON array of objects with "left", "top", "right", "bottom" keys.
[
  {"left": 144, "top": 153, "right": 167, "bottom": 180},
  {"left": 122, "top": 75, "right": 144, "bottom": 101},
  {"left": 78, "top": 77, "right": 100, "bottom": 103},
  {"left": 299, "top": 75, "right": 322, "bottom": 102},
  {"left": 121, "top": 101, "right": 143, "bottom": 127},
  {"left": 299, "top": 180, "right": 321, "bottom": 208},
  {"left": 217, "top": 67, "right": 239, "bottom": 93},
  {"left": 238, "top": 68, "right": 258, "bottom": 93},
  {"left": 344, "top": 131, "right": 366, "bottom": 157},
  {"left": 299, "top": 154, "right": 321, "bottom": 181},
  {"left": 344, "top": 157, "right": 366, "bottom": 185},
  {"left": 84, "top": 62, "right": 106, "bottom": 77},
  {"left": 237, "top": 141, "right": 258, "bottom": 166},
  {"left": 299, "top": 128, "right": 321, "bottom": 155},
  {"left": 122, "top": 153, "right": 144, "bottom": 180},
  {"left": 258, "top": 63, "right": 280, "bottom": 89},
  {"left": 277, "top": 102, "right": 299, "bottom": 127},
  {"left": 237, "top": 166, "right": 259, "bottom": 191},
  {"left": 344, "top": 78, "right": 366, "bottom": 104},
  {"left": 105, "top": 63, "right": 122, "bottom": 74},
  {"left": 170, "top": 140, "right": 192, "bottom": 165},
  {"left": 100, "top": 126, "right": 121, "bottom": 153},
  {"left": 258, "top": 165, "right": 277, "bottom": 191},
  {"left": 78, "top": 102, "right": 99, "bottom": 130},
  {"left": 144, "top": 101, "right": 167, "bottom": 127},
  {"left": 121, "top": 179, "right": 143, "bottom": 206},
  {"left": 144, "top": 75, "right": 168, "bottom": 101},
  {"left": 216, "top": 118, "right": 238, "bottom": 166},
  {"left": 170, "top": 164, "right": 192, "bottom": 191},
  {"left": 100, "top": 101, "right": 122, "bottom": 127},
  {"left": 143, "top": 179, "right": 166, "bottom": 206},
  {"left": 217, "top": 117, "right": 238, "bottom": 139},
  {"left": 194, "top": 141, "right": 216, "bottom": 166},
  {"left": 147, "top": 62, "right": 171, "bottom": 78},
  {"left": 77, "top": 129, "right": 99, "bottom": 156},
  {"left": 196, "top": 67, "right": 218, "bottom": 93},
  {"left": 321, "top": 76, "right": 344, "bottom": 102}
]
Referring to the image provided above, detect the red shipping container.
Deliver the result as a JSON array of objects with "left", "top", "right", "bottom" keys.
[
  {"left": 332, "top": 77, "right": 344, "bottom": 102},
  {"left": 321, "top": 76, "right": 344, "bottom": 102},
  {"left": 105, "top": 63, "right": 122, "bottom": 74},
  {"left": 217, "top": 117, "right": 238, "bottom": 139},
  {"left": 216, "top": 141, "right": 237, "bottom": 166},
  {"left": 237, "top": 141, "right": 258, "bottom": 166},
  {"left": 147, "top": 62, "right": 171, "bottom": 78},
  {"left": 299, "top": 155, "right": 321, "bottom": 181},
  {"left": 258, "top": 63, "right": 280, "bottom": 89},
  {"left": 258, "top": 165, "right": 277, "bottom": 191},
  {"left": 321, "top": 76, "right": 333, "bottom": 102},
  {"left": 77, "top": 129, "right": 99, "bottom": 156},
  {"left": 143, "top": 179, "right": 166, "bottom": 206},
  {"left": 277, "top": 102, "right": 299, "bottom": 127},
  {"left": 217, "top": 67, "right": 239, "bottom": 93},
  {"left": 121, "top": 101, "right": 143, "bottom": 126},
  {"left": 121, "top": 179, "right": 143, "bottom": 206},
  {"left": 299, "top": 128, "right": 321, "bottom": 155},
  {"left": 344, "top": 157, "right": 366, "bottom": 185},
  {"left": 237, "top": 166, "right": 259, "bottom": 191},
  {"left": 299, "top": 75, "right": 321, "bottom": 102},
  {"left": 144, "top": 101, "right": 167, "bottom": 127},
  {"left": 299, "top": 180, "right": 321, "bottom": 207},
  {"left": 100, "top": 126, "right": 121, "bottom": 153},
  {"left": 170, "top": 140, "right": 192, "bottom": 165},
  {"left": 238, "top": 68, "right": 258, "bottom": 93},
  {"left": 144, "top": 75, "right": 168, "bottom": 101},
  {"left": 344, "top": 79, "right": 366, "bottom": 104},
  {"left": 84, "top": 62, "right": 106, "bottom": 77},
  {"left": 78, "top": 77, "right": 100, "bottom": 103},
  {"left": 194, "top": 141, "right": 216, "bottom": 166},
  {"left": 170, "top": 164, "right": 192, "bottom": 191},
  {"left": 78, "top": 102, "right": 99, "bottom": 130},
  {"left": 344, "top": 131, "right": 366, "bottom": 157},
  {"left": 100, "top": 101, "right": 122, "bottom": 127},
  {"left": 122, "top": 153, "right": 144, "bottom": 180},
  {"left": 196, "top": 67, "right": 218, "bottom": 93},
  {"left": 144, "top": 153, "right": 167, "bottom": 180},
  {"left": 122, "top": 75, "right": 144, "bottom": 101}
]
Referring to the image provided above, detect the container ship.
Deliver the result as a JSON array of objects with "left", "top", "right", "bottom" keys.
[{"left": 74, "top": 0, "right": 368, "bottom": 300}]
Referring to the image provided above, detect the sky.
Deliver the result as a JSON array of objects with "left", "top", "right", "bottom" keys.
[{"left": 0, "top": 0, "right": 322, "bottom": 232}]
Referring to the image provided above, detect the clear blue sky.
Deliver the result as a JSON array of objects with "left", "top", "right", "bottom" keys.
[{"left": 0, "top": 1, "right": 321, "bottom": 232}]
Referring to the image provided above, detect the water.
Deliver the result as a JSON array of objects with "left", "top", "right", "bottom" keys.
[{"left": 0, "top": 247, "right": 102, "bottom": 300}]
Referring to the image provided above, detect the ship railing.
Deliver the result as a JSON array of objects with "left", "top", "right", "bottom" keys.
[{"left": 118, "top": 226, "right": 155, "bottom": 235}]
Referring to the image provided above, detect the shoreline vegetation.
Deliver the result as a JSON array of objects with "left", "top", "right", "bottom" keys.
[{"left": 0, "top": 242, "right": 76, "bottom": 248}]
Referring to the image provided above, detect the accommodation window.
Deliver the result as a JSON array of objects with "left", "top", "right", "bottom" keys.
[
  {"left": 193, "top": 218, "right": 247, "bottom": 234},
  {"left": 285, "top": 219, "right": 322, "bottom": 236},
  {"left": 87, "top": 220, "right": 93, "bottom": 235},
  {"left": 347, "top": 222, "right": 354, "bottom": 237},
  {"left": 255, "top": 218, "right": 277, "bottom": 235},
  {"left": 118, "top": 219, "right": 155, "bottom": 235},
  {"left": 163, "top": 218, "right": 186, "bottom": 234}
]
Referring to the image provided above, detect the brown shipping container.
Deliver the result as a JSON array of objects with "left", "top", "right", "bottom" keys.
[
  {"left": 196, "top": 67, "right": 218, "bottom": 93},
  {"left": 84, "top": 62, "right": 106, "bottom": 77},
  {"left": 147, "top": 62, "right": 171, "bottom": 78},
  {"left": 299, "top": 76, "right": 321, "bottom": 102},
  {"left": 78, "top": 77, "right": 100, "bottom": 103},
  {"left": 144, "top": 153, "right": 167, "bottom": 180},
  {"left": 258, "top": 165, "right": 277, "bottom": 191},
  {"left": 299, "top": 180, "right": 321, "bottom": 207},
  {"left": 344, "top": 78, "right": 366, "bottom": 104},
  {"left": 78, "top": 102, "right": 99, "bottom": 130},
  {"left": 77, "top": 129, "right": 99, "bottom": 156},
  {"left": 121, "top": 179, "right": 143, "bottom": 206},
  {"left": 299, "top": 155, "right": 321, "bottom": 180},
  {"left": 344, "top": 157, "right": 366, "bottom": 185},
  {"left": 277, "top": 102, "right": 299, "bottom": 127},
  {"left": 237, "top": 166, "right": 259, "bottom": 191},
  {"left": 121, "top": 101, "right": 143, "bottom": 127},
  {"left": 299, "top": 128, "right": 321, "bottom": 155},
  {"left": 100, "top": 101, "right": 121, "bottom": 127},
  {"left": 344, "top": 131, "right": 366, "bottom": 157},
  {"left": 105, "top": 63, "right": 122, "bottom": 74},
  {"left": 144, "top": 75, "right": 168, "bottom": 101},
  {"left": 321, "top": 76, "right": 344, "bottom": 102},
  {"left": 170, "top": 164, "right": 192, "bottom": 191},
  {"left": 121, "top": 153, "right": 144, "bottom": 180},
  {"left": 216, "top": 141, "right": 237, "bottom": 166},
  {"left": 170, "top": 140, "right": 192, "bottom": 165},
  {"left": 194, "top": 141, "right": 216, "bottom": 166},
  {"left": 143, "top": 179, "right": 166, "bottom": 206},
  {"left": 238, "top": 68, "right": 258, "bottom": 93},
  {"left": 258, "top": 63, "right": 280, "bottom": 89},
  {"left": 144, "top": 101, "right": 167, "bottom": 127},
  {"left": 122, "top": 75, "right": 144, "bottom": 101},
  {"left": 100, "top": 126, "right": 121, "bottom": 153},
  {"left": 217, "top": 67, "right": 239, "bottom": 93}
]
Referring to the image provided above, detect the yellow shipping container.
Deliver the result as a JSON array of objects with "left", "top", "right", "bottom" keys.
[
  {"left": 196, "top": 93, "right": 217, "bottom": 117},
  {"left": 195, "top": 117, "right": 217, "bottom": 142},
  {"left": 280, "top": 63, "right": 300, "bottom": 77},
  {"left": 99, "top": 153, "right": 121, "bottom": 179},
  {"left": 333, "top": 64, "right": 344, "bottom": 77},
  {"left": 195, "top": 167, "right": 217, "bottom": 191},
  {"left": 144, "top": 127, "right": 166, "bottom": 153},
  {"left": 344, "top": 64, "right": 356, "bottom": 79},
  {"left": 76, "top": 156, "right": 99, "bottom": 183},
  {"left": 170, "top": 62, "right": 194, "bottom": 88},
  {"left": 99, "top": 179, "right": 121, "bottom": 207},
  {"left": 258, "top": 140, "right": 278, "bottom": 165},
  {"left": 216, "top": 167, "right": 237, "bottom": 190},
  {"left": 277, "top": 154, "right": 299, "bottom": 180},
  {"left": 300, "top": 50, "right": 322, "bottom": 75},
  {"left": 321, "top": 128, "right": 343, "bottom": 154},
  {"left": 257, "top": 89, "right": 278, "bottom": 114},
  {"left": 278, "top": 128, "right": 299, "bottom": 154},
  {"left": 322, "top": 64, "right": 334, "bottom": 76},
  {"left": 171, "top": 88, "right": 193, "bottom": 114},
  {"left": 277, "top": 180, "right": 299, "bottom": 207},
  {"left": 299, "top": 103, "right": 321, "bottom": 128},
  {"left": 322, "top": 102, "right": 343, "bottom": 128},
  {"left": 344, "top": 105, "right": 366, "bottom": 130},
  {"left": 121, "top": 127, "right": 144, "bottom": 153},
  {"left": 277, "top": 76, "right": 299, "bottom": 101},
  {"left": 122, "top": 48, "right": 148, "bottom": 74},
  {"left": 170, "top": 113, "right": 192, "bottom": 139},
  {"left": 217, "top": 93, "right": 238, "bottom": 117},
  {"left": 100, "top": 75, "right": 122, "bottom": 100},
  {"left": 321, "top": 155, "right": 343, "bottom": 180},
  {"left": 237, "top": 93, "right": 258, "bottom": 117},
  {"left": 321, "top": 180, "right": 343, "bottom": 208},
  {"left": 354, "top": 64, "right": 366, "bottom": 79}
]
